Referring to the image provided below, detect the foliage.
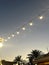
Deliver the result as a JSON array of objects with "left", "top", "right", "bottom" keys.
[{"left": 27, "top": 49, "right": 44, "bottom": 65}]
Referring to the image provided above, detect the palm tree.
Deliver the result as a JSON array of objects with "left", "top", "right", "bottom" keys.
[
  {"left": 31, "top": 50, "right": 43, "bottom": 58},
  {"left": 27, "top": 54, "right": 34, "bottom": 65},
  {"left": 14, "top": 55, "right": 21, "bottom": 65},
  {"left": 27, "top": 49, "right": 44, "bottom": 65}
]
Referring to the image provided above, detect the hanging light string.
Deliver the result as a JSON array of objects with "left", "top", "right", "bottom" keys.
[{"left": 0, "top": 7, "right": 49, "bottom": 43}]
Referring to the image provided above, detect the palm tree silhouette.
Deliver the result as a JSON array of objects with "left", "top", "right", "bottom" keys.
[
  {"left": 27, "top": 49, "right": 43, "bottom": 65},
  {"left": 14, "top": 55, "right": 22, "bottom": 65}
]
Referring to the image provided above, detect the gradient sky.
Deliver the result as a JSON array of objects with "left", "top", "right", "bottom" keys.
[{"left": 0, "top": 0, "right": 49, "bottom": 61}]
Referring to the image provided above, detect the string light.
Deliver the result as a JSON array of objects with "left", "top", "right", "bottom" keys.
[
  {"left": 22, "top": 27, "right": 26, "bottom": 30},
  {"left": 4, "top": 39, "right": 7, "bottom": 42},
  {"left": 0, "top": 43, "right": 3, "bottom": 48},
  {"left": 39, "top": 16, "right": 44, "bottom": 20},
  {"left": 16, "top": 31, "right": 20, "bottom": 35},
  {"left": 12, "top": 34, "right": 15, "bottom": 37},
  {"left": 8, "top": 37, "right": 11, "bottom": 39},
  {"left": 0, "top": 37, "right": 4, "bottom": 43},
  {"left": 29, "top": 22, "right": 33, "bottom": 26},
  {"left": 1, "top": 7, "right": 49, "bottom": 43}
]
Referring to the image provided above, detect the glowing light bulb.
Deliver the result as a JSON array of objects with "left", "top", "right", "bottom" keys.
[
  {"left": 22, "top": 27, "right": 25, "bottom": 30},
  {"left": 12, "top": 34, "right": 15, "bottom": 37},
  {"left": 0, "top": 37, "right": 4, "bottom": 43},
  {"left": 39, "top": 16, "right": 43, "bottom": 20},
  {"left": 16, "top": 32, "right": 19, "bottom": 35},
  {"left": 29, "top": 22, "right": 33, "bottom": 26},
  {"left": 4, "top": 39, "right": 7, "bottom": 42},
  {"left": 8, "top": 37, "right": 11, "bottom": 39},
  {"left": 0, "top": 43, "right": 3, "bottom": 48}
]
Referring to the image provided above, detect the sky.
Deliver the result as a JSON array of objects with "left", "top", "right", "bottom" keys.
[{"left": 0, "top": 0, "right": 49, "bottom": 61}]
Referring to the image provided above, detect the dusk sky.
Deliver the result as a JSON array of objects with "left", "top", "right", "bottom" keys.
[{"left": 0, "top": 0, "right": 49, "bottom": 61}]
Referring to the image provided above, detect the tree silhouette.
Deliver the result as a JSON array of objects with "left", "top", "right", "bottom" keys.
[
  {"left": 14, "top": 56, "right": 27, "bottom": 65},
  {"left": 27, "top": 49, "right": 44, "bottom": 65},
  {"left": 14, "top": 55, "right": 22, "bottom": 65}
]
